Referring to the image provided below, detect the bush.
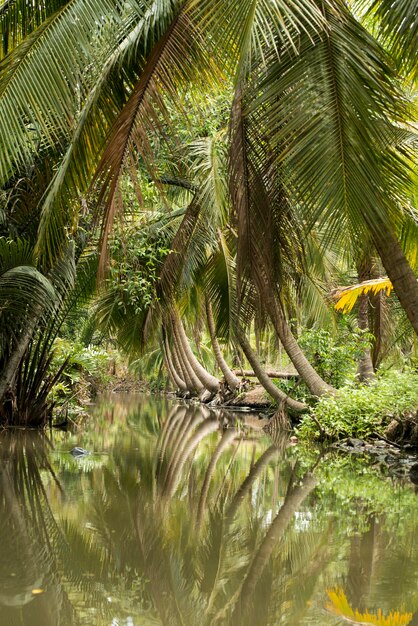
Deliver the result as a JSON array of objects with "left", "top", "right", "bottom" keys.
[
  {"left": 297, "top": 368, "right": 418, "bottom": 440},
  {"left": 299, "top": 323, "right": 372, "bottom": 388},
  {"left": 49, "top": 339, "right": 115, "bottom": 417}
]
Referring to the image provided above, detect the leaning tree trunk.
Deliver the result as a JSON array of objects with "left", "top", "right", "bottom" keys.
[
  {"left": 163, "top": 335, "right": 187, "bottom": 392},
  {"left": 172, "top": 310, "right": 220, "bottom": 394},
  {"left": 0, "top": 314, "right": 39, "bottom": 405},
  {"left": 356, "top": 257, "right": 375, "bottom": 382},
  {"left": 205, "top": 298, "right": 240, "bottom": 391},
  {"left": 171, "top": 321, "right": 203, "bottom": 394},
  {"left": 262, "top": 293, "right": 335, "bottom": 396},
  {"left": 371, "top": 220, "right": 418, "bottom": 337},
  {"left": 235, "top": 327, "right": 306, "bottom": 413}
]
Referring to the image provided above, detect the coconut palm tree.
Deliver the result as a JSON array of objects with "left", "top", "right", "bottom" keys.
[{"left": 0, "top": 0, "right": 417, "bottom": 417}]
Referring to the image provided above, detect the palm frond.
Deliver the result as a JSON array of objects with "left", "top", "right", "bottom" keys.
[
  {"left": 252, "top": 0, "right": 413, "bottom": 248},
  {"left": 0, "top": 0, "right": 136, "bottom": 184},
  {"left": 362, "top": 0, "right": 418, "bottom": 79},
  {"left": 334, "top": 277, "right": 393, "bottom": 313},
  {"left": 92, "top": 3, "right": 218, "bottom": 276}
]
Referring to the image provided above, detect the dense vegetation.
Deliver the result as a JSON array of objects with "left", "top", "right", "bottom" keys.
[{"left": 0, "top": 0, "right": 417, "bottom": 437}]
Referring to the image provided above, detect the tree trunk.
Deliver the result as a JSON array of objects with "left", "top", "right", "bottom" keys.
[
  {"left": 0, "top": 315, "right": 39, "bottom": 404},
  {"left": 266, "top": 296, "right": 335, "bottom": 396},
  {"left": 233, "top": 369, "right": 298, "bottom": 379},
  {"left": 172, "top": 310, "right": 220, "bottom": 394},
  {"left": 205, "top": 298, "right": 240, "bottom": 390},
  {"left": 371, "top": 220, "right": 418, "bottom": 336},
  {"left": 235, "top": 327, "right": 306, "bottom": 413},
  {"left": 356, "top": 258, "right": 375, "bottom": 382},
  {"left": 371, "top": 290, "right": 386, "bottom": 368},
  {"left": 163, "top": 335, "right": 187, "bottom": 392},
  {"left": 171, "top": 321, "right": 203, "bottom": 394}
]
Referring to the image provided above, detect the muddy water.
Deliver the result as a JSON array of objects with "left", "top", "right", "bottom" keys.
[{"left": 0, "top": 394, "right": 417, "bottom": 625}]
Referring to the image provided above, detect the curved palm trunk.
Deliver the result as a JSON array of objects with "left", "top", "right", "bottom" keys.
[
  {"left": 170, "top": 332, "right": 195, "bottom": 393},
  {"left": 235, "top": 327, "right": 306, "bottom": 413},
  {"left": 266, "top": 296, "right": 335, "bottom": 396},
  {"left": 172, "top": 310, "right": 220, "bottom": 394},
  {"left": 171, "top": 319, "right": 204, "bottom": 394},
  {"left": 371, "top": 221, "right": 418, "bottom": 337},
  {"left": 205, "top": 298, "right": 240, "bottom": 390},
  {"left": 163, "top": 334, "right": 187, "bottom": 392},
  {"left": 0, "top": 315, "right": 39, "bottom": 404}
]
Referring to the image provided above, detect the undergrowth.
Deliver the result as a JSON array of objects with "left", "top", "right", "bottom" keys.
[{"left": 297, "top": 369, "right": 418, "bottom": 440}]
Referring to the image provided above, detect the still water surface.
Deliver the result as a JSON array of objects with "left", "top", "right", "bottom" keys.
[{"left": 1, "top": 394, "right": 417, "bottom": 626}]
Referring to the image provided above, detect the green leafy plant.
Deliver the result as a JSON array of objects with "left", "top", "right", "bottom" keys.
[
  {"left": 298, "top": 369, "right": 418, "bottom": 440},
  {"left": 299, "top": 323, "right": 373, "bottom": 388}
]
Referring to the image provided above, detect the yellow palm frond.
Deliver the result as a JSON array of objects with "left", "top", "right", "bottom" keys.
[
  {"left": 326, "top": 587, "right": 412, "bottom": 626},
  {"left": 333, "top": 278, "right": 393, "bottom": 314}
]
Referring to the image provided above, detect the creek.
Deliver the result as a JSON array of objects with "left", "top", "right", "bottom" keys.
[{"left": 0, "top": 393, "right": 417, "bottom": 625}]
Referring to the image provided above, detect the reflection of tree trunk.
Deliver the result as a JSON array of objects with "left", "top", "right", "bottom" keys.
[
  {"left": 205, "top": 298, "right": 240, "bottom": 390},
  {"left": 285, "top": 524, "right": 333, "bottom": 625},
  {"left": 162, "top": 408, "right": 203, "bottom": 490},
  {"left": 346, "top": 515, "right": 377, "bottom": 611},
  {"left": 197, "top": 428, "right": 238, "bottom": 528},
  {"left": 226, "top": 445, "right": 279, "bottom": 521},
  {"left": 356, "top": 257, "right": 375, "bottom": 382},
  {"left": 172, "top": 310, "right": 220, "bottom": 393},
  {"left": 134, "top": 507, "right": 188, "bottom": 626},
  {"left": 156, "top": 406, "right": 188, "bottom": 479},
  {"left": 235, "top": 327, "right": 306, "bottom": 412},
  {"left": 233, "top": 472, "right": 316, "bottom": 622},
  {"left": 164, "top": 420, "right": 219, "bottom": 499}
]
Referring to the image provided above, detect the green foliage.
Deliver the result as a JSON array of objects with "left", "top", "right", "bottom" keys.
[
  {"left": 49, "top": 338, "right": 114, "bottom": 415},
  {"left": 298, "top": 368, "right": 418, "bottom": 440},
  {"left": 108, "top": 226, "right": 170, "bottom": 315},
  {"left": 299, "top": 322, "right": 372, "bottom": 388}
]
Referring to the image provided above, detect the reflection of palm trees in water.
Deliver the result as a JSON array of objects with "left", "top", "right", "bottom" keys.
[
  {"left": 0, "top": 431, "right": 76, "bottom": 626},
  {"left": 84, "top": 402, "right": 324, "bottom": 625},
  {"left": 3, "top": 402, "right": 414, "bottom": 626}
]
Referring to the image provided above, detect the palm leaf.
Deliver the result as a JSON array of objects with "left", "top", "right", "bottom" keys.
[
  {"left": 0, "top": 0, "right": 134, "bottom": 184},
  {"left": 92, "top": 2, "right": 218, "bottom": 276},
  {"left": 251, "top": 0, "right": 413, "bottom": 247},
  {"left": 333, "top": 277, "right": 393, "bottom": 313}
]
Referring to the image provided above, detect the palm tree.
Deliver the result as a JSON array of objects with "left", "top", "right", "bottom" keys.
[{"left": 0, "top": 0, "right": 417, "bottom": 417}]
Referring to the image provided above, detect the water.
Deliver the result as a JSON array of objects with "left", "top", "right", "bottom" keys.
[{"left": 0, "top": 394, "right": 417, "bottom": 626}]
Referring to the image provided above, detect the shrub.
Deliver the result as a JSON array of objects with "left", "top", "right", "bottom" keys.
[
  {"left": 299, "top": 323, "right": 372, "bottom": 388},
  {"left": 297, "top": 368, "right": 418, "bottom": 440}
]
